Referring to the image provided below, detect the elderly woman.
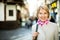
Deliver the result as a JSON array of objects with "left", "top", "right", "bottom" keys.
[{"left": 32, "top": 5, "right": 58, "bottom": 40}]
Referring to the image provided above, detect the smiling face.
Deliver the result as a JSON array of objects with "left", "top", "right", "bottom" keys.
[{"left": 37, "top": 6, "right": 49, "bottom": 21}]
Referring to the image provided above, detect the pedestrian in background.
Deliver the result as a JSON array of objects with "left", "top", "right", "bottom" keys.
[{"left": 32, "top": 5, "right": 58, "bottom": 40}]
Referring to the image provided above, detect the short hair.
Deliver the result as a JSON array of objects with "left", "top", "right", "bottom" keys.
[{"left": 37, "top": 5, "right": 50, "bottom": 18}]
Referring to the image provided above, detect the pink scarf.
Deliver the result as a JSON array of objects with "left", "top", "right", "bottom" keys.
[{"left": 37, "top": 19, "right": 49, "bottom": 26}]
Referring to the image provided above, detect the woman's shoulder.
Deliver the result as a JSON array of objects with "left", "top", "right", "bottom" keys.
[
  {"left": 32, "top": 23, "right": 38, "bottom": 32},
  {"left": 48, "top": 21, "right": 58, "bottom": 30},
  {"left": 49, "top": 21, "right": 57, "bottom": 26},
  {"left": 32, "top": 23, "right": 38, "bottom": 29}
]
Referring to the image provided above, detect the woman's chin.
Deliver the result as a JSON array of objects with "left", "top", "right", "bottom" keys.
[{"left": 40, "top": 19, "right": 46, "bottom": 22}]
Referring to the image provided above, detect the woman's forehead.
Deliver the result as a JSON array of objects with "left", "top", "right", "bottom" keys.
[{"left": 39, "top": 8, "right": 47, "bottom": 13}]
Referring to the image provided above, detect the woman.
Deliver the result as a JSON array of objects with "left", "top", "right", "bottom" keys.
[{"left": 32, "top": 5, "right": 58, "bottom": 40}]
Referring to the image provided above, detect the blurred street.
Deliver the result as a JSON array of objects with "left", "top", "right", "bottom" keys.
[
  {"left": 0, "top": 27, "right": 32, "bottom": 40},
  {"left": 0, "top": 0, "right": 60, "bottom": 40}
]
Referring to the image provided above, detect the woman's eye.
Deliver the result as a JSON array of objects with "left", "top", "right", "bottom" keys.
[
  {"left": 44, "top": 13, "right": 47, "bottom": 14},
  {"left": 39, "top": 13, "right": 42, "bottom": 14},
  {"left": 39, "top": 13, "right": 47, "bottom": 14}
]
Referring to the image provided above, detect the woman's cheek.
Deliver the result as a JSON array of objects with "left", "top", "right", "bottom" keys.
[
  {"left": 45, "top": 14, "right": 48, "bottom": 18},
  {"left": 38, "top": 15, "right": 42, "bottom": 20}
]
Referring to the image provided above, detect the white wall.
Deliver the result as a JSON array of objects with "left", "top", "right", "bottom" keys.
[
  {"left": 6, "top": 5, "right": 16, "bottom": 21},
  {"left": 0, "top": 3, "right": 4, "bottom": 21},
  {"left": 26, "top": 0, "right": 45, "bottom": 17}
]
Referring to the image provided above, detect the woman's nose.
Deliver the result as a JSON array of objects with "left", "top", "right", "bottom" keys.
[{"left": 41, "top": 14, "right": 45, "bottom": 17}]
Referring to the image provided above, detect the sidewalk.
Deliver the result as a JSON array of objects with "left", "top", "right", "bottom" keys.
[{"left": 0, "top": 27, "right": 32, "bottom": 40}]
